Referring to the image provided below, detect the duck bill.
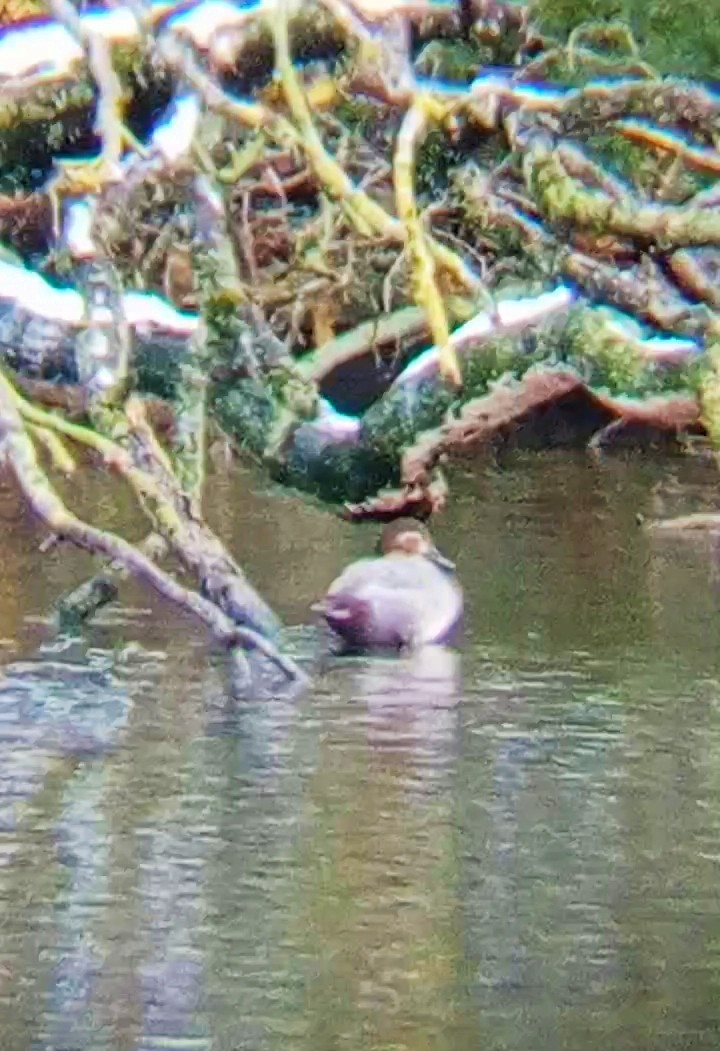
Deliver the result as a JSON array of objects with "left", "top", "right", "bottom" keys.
[{"left": 427, "top": 546, "right": 455, "bottom": 571}]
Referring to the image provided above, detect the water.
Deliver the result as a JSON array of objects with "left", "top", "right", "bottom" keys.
[{"left": 1, "top": 451, "right": 720, "bottom": 1049}]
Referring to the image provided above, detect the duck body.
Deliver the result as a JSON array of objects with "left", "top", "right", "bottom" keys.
[{"left": 318, "top": 520, "right": 463, "bottom": 651}]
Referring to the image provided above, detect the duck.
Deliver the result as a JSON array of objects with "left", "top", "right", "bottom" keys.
[{"left": 314, "top": 518, "right": 463, "bottom": 651}]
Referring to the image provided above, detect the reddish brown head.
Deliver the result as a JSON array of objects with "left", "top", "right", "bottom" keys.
[{"left": 378, "top": 518, "right": 455, "bottom": 570}]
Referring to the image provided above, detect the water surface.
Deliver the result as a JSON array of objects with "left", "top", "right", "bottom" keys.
[{"left": 1, "top": 451, "right": 720, "bottom": 1050}]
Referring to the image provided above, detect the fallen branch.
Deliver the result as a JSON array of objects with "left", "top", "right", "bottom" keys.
[
  {"left": 0, "top": 368, "right": 306, "bottom": 682},
  {"left": 401, "top": 368, "right": 701, "bottom": 489},
  {"left": 646, "top": 513, "right": 720, "bottom": 534}
]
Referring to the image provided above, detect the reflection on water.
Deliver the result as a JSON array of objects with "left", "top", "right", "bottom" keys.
[{"left": 1, "top": 454, "right": 720, "bottom": 1048}]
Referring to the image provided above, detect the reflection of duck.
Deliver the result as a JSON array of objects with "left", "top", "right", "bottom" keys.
[{"left": 315, "top": 519, "right": 463, "bottom": 651}]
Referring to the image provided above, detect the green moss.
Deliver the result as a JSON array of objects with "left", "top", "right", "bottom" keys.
[
  {"left": 333, "top": 94, "right": 393, "bottom": 142},
  {"left": 415, "top": 130, "right": 452, "bottom": 196},
  {"left": 288, "top": 7, "right": 345, "bottom": 64},
  {"left": 530, "top": 0, "right": 720, "bottom": 81},
  {"left": 413, "top": 39, "right": 492, "bottom": 82},
  {"left": 471, "top": 9, "right": 529, "bottom": 66},
  {"left": 134, "top": 345, "right": 183, "bottom": 400},
  {"left": 461, "top": 337, "right": 537, "bottom": 392},
  {"left": 363, "top": 377, "right": 455, "bottom": 463},
  {"left": 522, "top": 54, "right": 592, "bottom": 88},
  {"left": 532, "top": 0, "right": 626, "bottom": 36},
  {"left": 585, "top": 133, "right": 661, "bottom": 194},
  {"left": 416, "top": 131, "right": 505, "bottom": 199},
  {"left": 0, "top": 45, "right": 172, "bottom": 193},
  {"left": 0, "top": 90, "right": 95, "bottom": 193},
  {"left": 362, "top": 334, "right": 544, "bottom": 465},
  {"left": 210, "top": 381, "right": 278, "bottom": 460},
  {"left": 210, "top": 297, "right": 708, "bottom": 505},
  {"left": 282, "top": 439, "right": 398, "bottom": 504},
  {"left": 548, "top": 305, "right": 706, "bottom": 398},
  {"left": 566, "top": 309, "right": 648, "bottom": 392},
  {"left": 213, "top": 379, "right": 399, "bottom": 503}
]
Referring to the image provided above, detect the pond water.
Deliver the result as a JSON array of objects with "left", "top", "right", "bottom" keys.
[{"left": 1, "top": 450, "right": 720, "bottom": 1050}]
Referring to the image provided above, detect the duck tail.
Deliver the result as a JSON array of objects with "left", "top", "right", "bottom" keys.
[{"left": 315, "top": 593, "right": 370, "bottom": 639}]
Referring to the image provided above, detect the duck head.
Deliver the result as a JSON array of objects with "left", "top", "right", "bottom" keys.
[{"left": 378, "top": 518, "right": 456, "bottom": 572}]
